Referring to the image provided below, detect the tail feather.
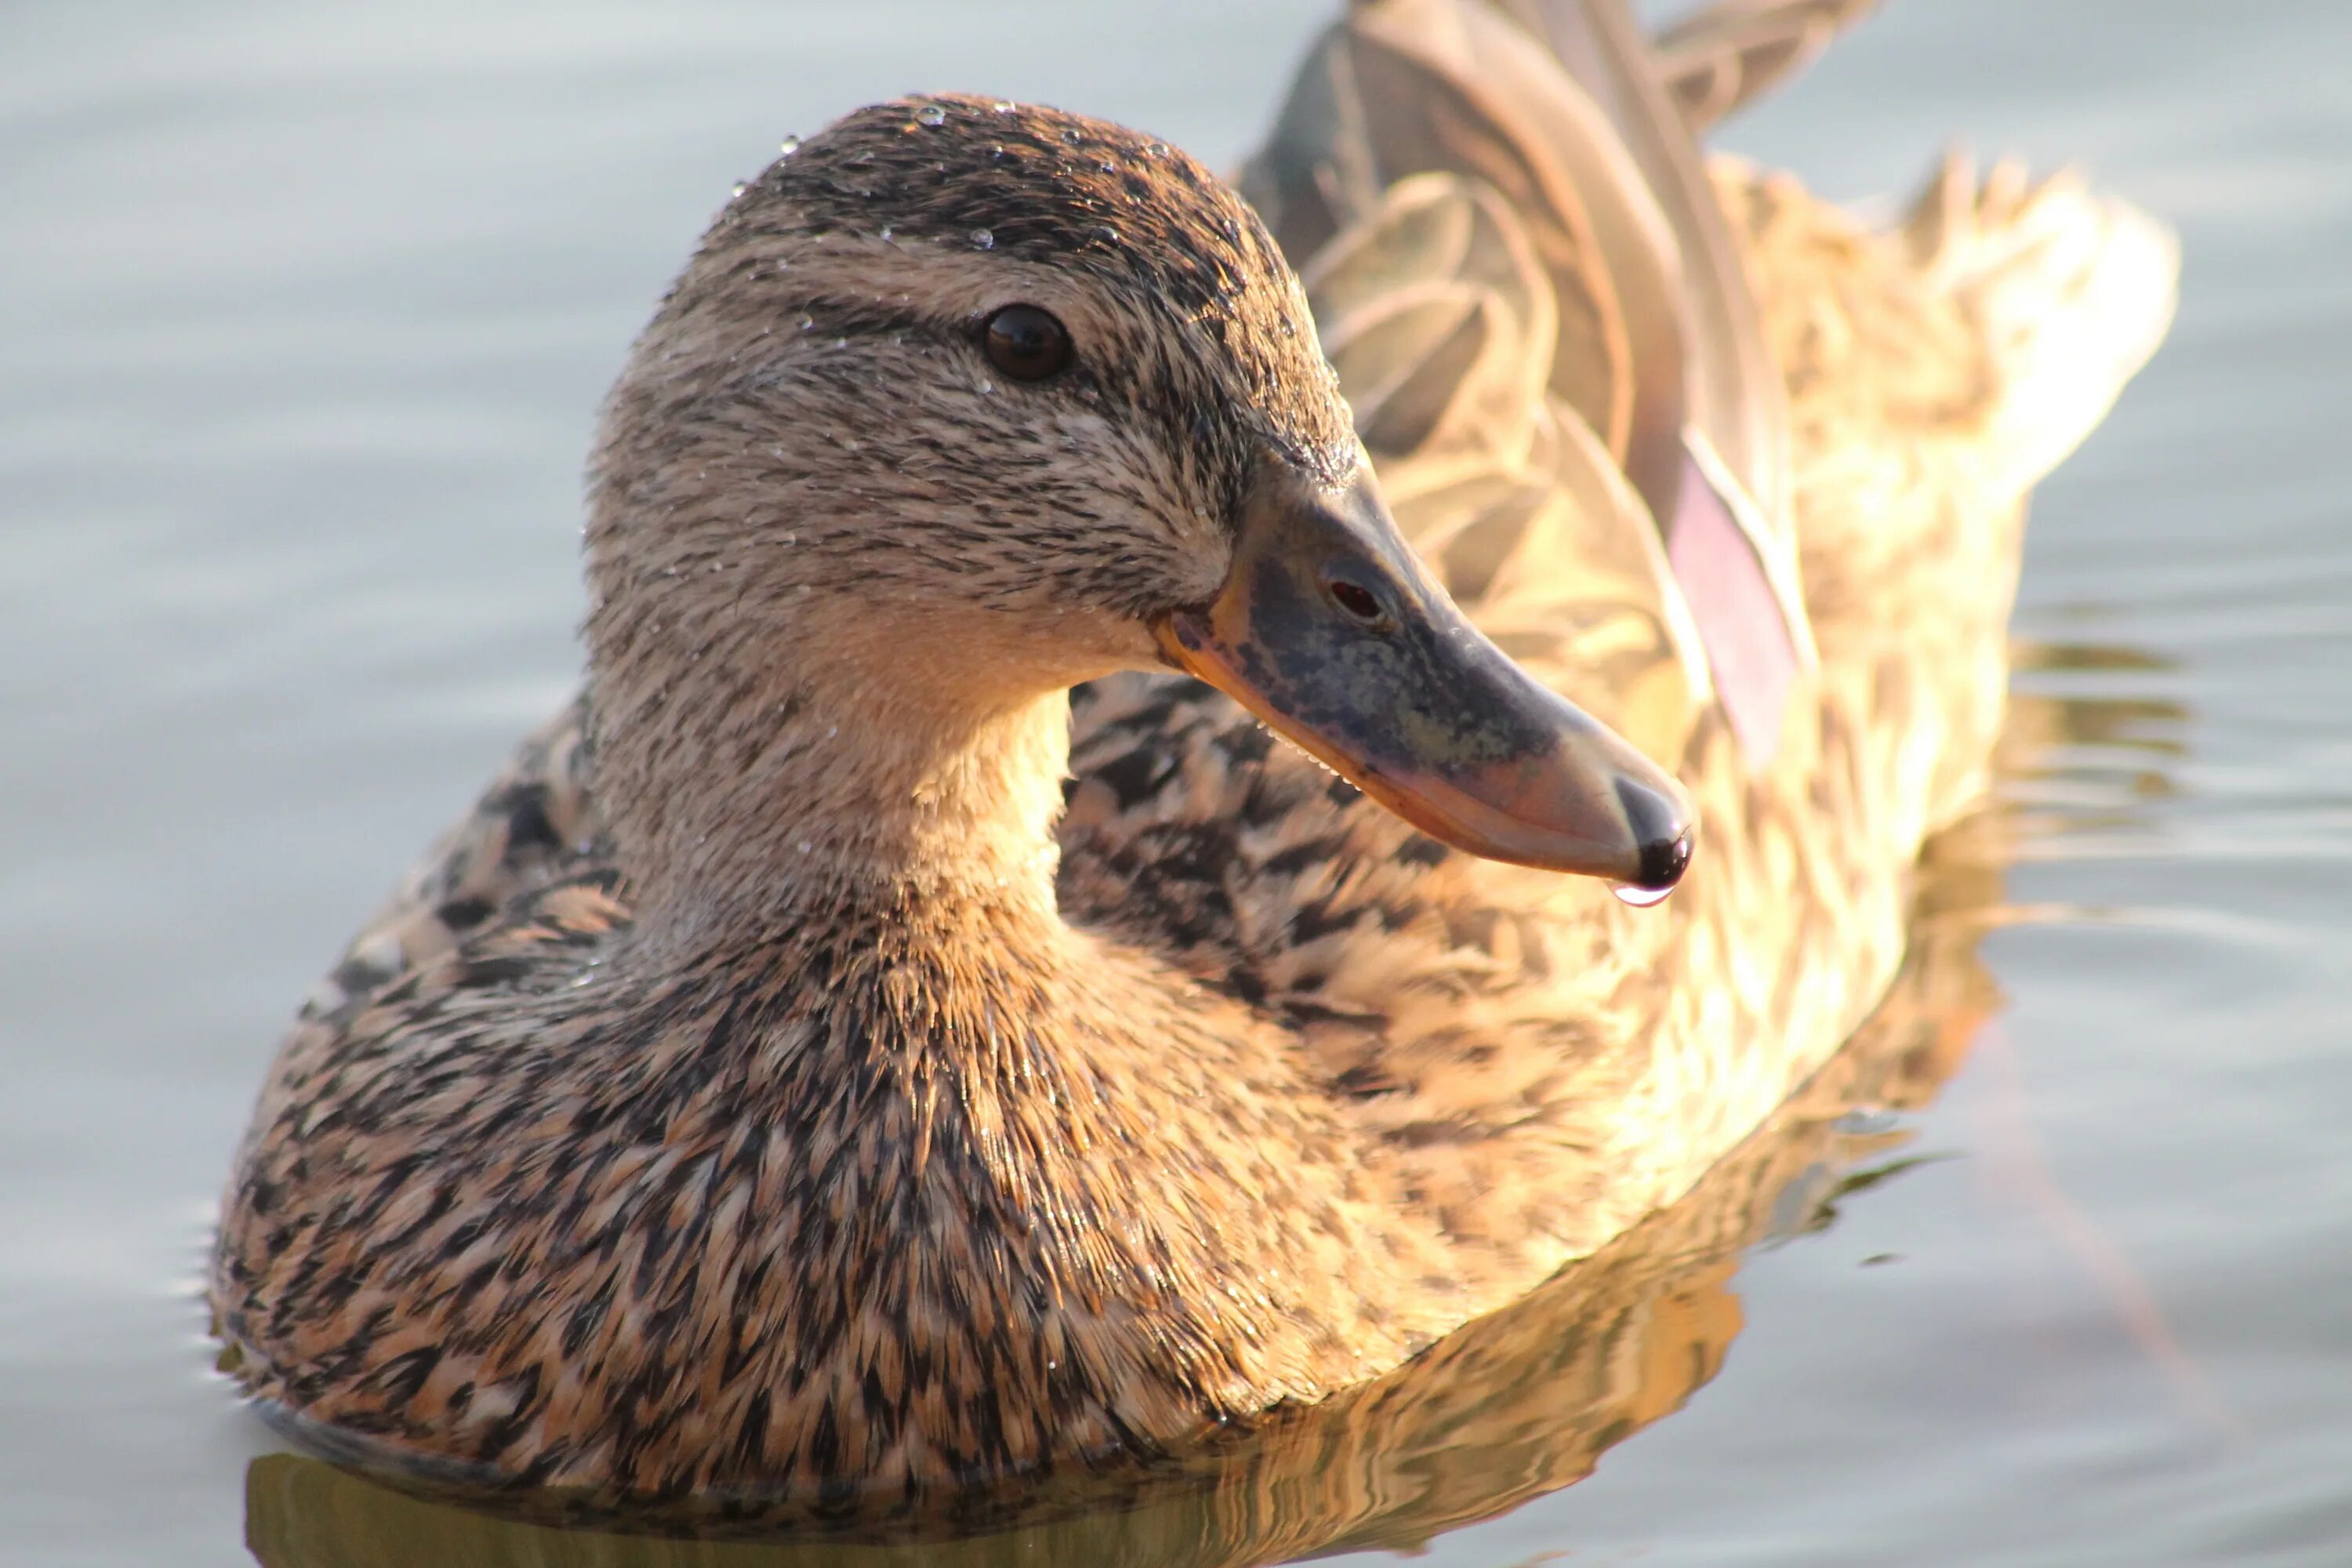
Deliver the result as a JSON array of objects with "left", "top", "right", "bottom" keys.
[{"left": 1903, "top": 151, "right": 2180, "bottom": 495}]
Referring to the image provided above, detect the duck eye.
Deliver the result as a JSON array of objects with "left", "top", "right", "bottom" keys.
[
  {"left": 1324, "top": 575, "right": 1396, "bottom": 631},
  {"left": 982, "top": 304, "right": 1073, "bottom": 381}
]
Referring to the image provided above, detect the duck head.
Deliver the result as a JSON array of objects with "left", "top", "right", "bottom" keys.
[{"left": 586, "top": 95, "right": 1693, "bottom": 893}]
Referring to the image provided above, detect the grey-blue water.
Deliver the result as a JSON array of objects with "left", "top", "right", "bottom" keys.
[{"left": 4, "top": 2, "right": 2347, "bottom": 1563}]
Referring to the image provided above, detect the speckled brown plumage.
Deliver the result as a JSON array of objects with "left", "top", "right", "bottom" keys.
[
  {"left": 213, "top": 0, "right": 2176, "bottom": 1515},
  {"left": 242, "top": 804, "right": 2023, "bottom": 1556}
]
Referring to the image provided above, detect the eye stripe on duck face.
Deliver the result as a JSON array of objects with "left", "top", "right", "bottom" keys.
[
  {"left": 704, "top": 215, "right": 1310, "bottom": 456},
  {"left": 765, "top": 283, "right": 1284, "bottom": 534},
  {"left": 673, "top": 285, "right": 1225, "bottom": 618},
  {"left": 765, "top": 294, "right": 1103, "bottom": 403}
]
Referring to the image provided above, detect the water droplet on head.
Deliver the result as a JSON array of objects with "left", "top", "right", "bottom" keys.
[
  {"left": 969, "top": 227, "right": 993, "bottom": 250},
  {"left": 1611, "top": 882, "right": 1675, "bottom": 909},
  {"left": 916, "top": 103, "right": 946, "bottom": 127},
  {"left": 1092, "top": 224, "right": 1120, "bottom": 245},
  {"left": 779, "top": 134, "right": 801, "bottom": 157},
  {"left": 878, "top": 224, "right": 894, "bottom": 242},
  {"left": 1146, "top": 141, "right": 1170, "bottom": 158},
  {"left": 729, "top": 180, "right": 747, "bottom": 199},
  {"left": 797, "top": 313, "right": 814, "bottom": 331},
  {"left": 992, "top": 100, "right": 1016, "bottom": 114}
]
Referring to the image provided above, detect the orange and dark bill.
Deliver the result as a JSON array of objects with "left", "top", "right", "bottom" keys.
[{"left": 1152, "top": 462, "right": 1695, "bottom": 892}]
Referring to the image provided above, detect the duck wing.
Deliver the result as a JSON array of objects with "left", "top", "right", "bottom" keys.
[
  {"left": 1654, "top": 0, "right": 1880, "bottom": 128},
  {"left": 1240, "top": 0, "right": 1813, "bottom": 765}
]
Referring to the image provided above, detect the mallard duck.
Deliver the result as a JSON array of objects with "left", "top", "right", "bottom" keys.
[{"left": 212, "top": 0, "right": 2175, "bottom": 1510}]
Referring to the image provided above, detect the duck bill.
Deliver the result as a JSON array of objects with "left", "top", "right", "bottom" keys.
[{"left": 1152, "top": 464, "right": 1695, "bottom": 891}]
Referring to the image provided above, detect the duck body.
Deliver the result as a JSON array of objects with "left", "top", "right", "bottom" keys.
[{"left": 213, "top": 0, "right": 2176, "bottom": 1506}]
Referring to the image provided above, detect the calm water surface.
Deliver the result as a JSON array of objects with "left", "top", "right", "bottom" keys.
[{"left": 3, "top": 3, "right": 2347, "bottom": 1563}]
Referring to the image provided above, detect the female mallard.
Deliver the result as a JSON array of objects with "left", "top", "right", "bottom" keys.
[{"left": 213, "top": 0, "right": 2174, "bottom": 1508}]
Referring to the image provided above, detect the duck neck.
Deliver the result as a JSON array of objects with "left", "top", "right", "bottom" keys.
[{"left": 593, "top": 633, "right": 1076, "bottom": 951}]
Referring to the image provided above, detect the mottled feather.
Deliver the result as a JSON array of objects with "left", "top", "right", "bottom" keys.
[{"left": 214, "top": 0, "right": 2176, "bottom": 1515}]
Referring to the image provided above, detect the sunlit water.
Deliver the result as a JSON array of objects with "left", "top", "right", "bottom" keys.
[{"left": 4, "top": 3, "right": 2347, "bottom": 1564}]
